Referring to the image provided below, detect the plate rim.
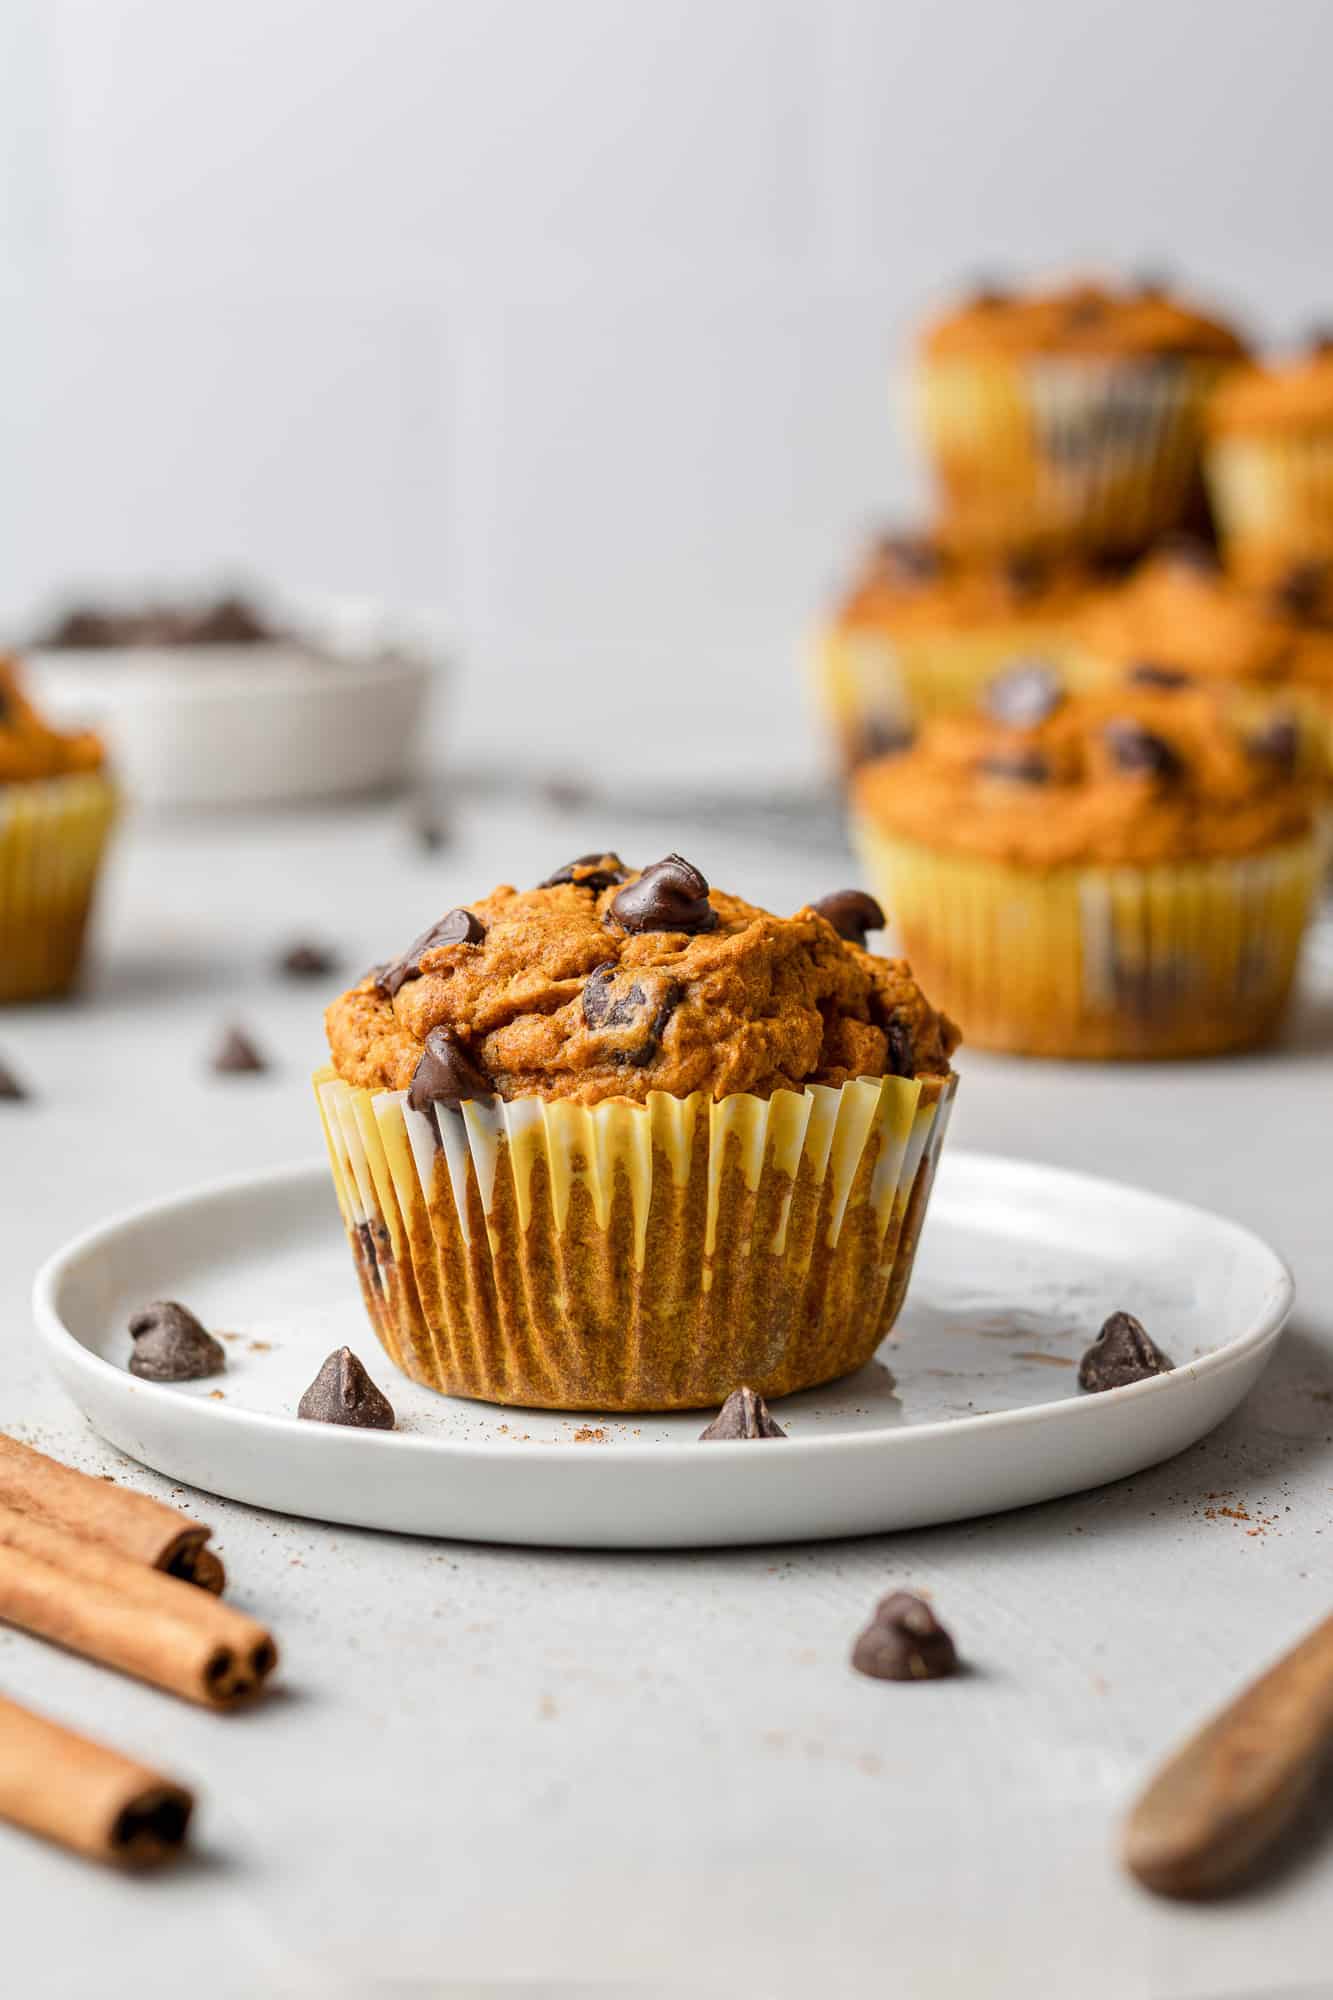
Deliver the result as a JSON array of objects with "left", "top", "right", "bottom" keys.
[{"left": 30, "top": 1151, "right": 1294, "bottom": 1466}]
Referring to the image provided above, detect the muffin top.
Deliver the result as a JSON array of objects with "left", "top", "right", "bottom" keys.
[
  {"left": 1209, "top": 337, "right": 1333, "bottom": 435},
  {"left": 325, "top": 854, "right": 959, "bottom": 1112},
  {"left": 835, "top": 533, "right": 1099, "bottom": 634},
  {"left": 1075, "top": 540, "right": 1294, "bottom": 686},
  {"left": 853, "top": 675, "right": 1314, "bottom": 868},
  {"left": 0, "top": 657, "right": 105, "bottom": 785},
  {"left": 920, "top": 277, "right": 1246, "bottom": 363}
]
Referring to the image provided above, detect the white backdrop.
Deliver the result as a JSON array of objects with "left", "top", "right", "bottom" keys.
[{"left": 2, "top": 0, "right": 1330, "bottom": 775}]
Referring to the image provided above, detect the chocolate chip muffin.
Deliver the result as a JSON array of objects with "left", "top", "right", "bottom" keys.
[
  {"left": 854, "top": 677, "right": 1320, "bottom": 1058},
  {"left": 913, "top": 276, "right": 1247, "bottom": 558},
  {"left": 1206, "top": 335, "right": 1333, "bottom": 578},
  {"left": 0, "top": 656, "right": 117, "bottom": 1002},
  {"left": 317, "top": 854, "right": 958, "bottom": 1410}
]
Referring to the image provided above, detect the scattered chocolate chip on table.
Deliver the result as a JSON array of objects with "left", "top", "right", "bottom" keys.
[
  {"left": 851, "top": 1592, "right": 958, "bottom": 1682},
  {"left": 277, "top": 940, "right": 341, "bottom": 979},
  {"left": 209, "top": 1024, "right": 270, "bottom": 1075},
  {"left": 0, "top": 1058, "right": 29, "bottom": 1101}
]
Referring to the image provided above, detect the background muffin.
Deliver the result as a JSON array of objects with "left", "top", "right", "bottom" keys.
[
  {"left": 0, "top": 657, "right": 117, "bottom": 1003},
  {"left": 913, "top": 277, "right": 1247, "bottom": 558},
  {"left": 853, "top": 675, "right": 1319, "bottom": 1059},
  {"left": 1206, "top": 336, "right": 1333, "bottom": 577},
  {"left": 317, "top": 853, "right": 958, "bottom": 1411}
]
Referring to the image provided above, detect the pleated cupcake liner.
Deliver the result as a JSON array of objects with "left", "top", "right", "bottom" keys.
[
  {"left": 856, "top": 821, "right": 1320, "bottom": 1060},
  {"left": 0, "top": 772, "right": 118, "bottom": 1003},
  {"left": 1205, "top": 429, "right": 1333, "bottom": 576},
  {"left": 912, "top": 356, "right": 1227, "bottom": 557},
  {"left": 314, "top": 1065, "right": 957, "bottom": 1412}
]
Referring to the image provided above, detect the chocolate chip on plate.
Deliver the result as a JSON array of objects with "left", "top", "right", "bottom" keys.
[
  {"left": 0, "top": 1057, "right": 29, "bottom": 1102},
  {"left": 1248, "top": 715, "right": 1301, "bottom": 775},
  {"left": 210, "top": 1024, "right": 269, "bottom": 1075},
  {"left": 539, "top": 852, "right": 630, "bottom": 893},
  {"left": 984, "top": 661, "right": 1065, "bottom": 728},
  {"left": 297, "top": 1347, "right": 396, "bottom": 1430},
  {"left": 377, "top": 909, "right": 486, "bottom": 1001},
  {"left": 1104, "top": 719, "right": 1183, "bottom": 780},
  {"left": 811, "top": 890, "right": 886, "bottom": 947},
  {"left": 851, "top": 1591, "right": 958, "bottom": 1683},
  {"left": 277, "top": 940, "right": 340, "bottom": 980},
  {"left": 407, "top": 1026, "right": 493, "bottom": 1119},
  {"left": 581, "top": 963, "right": 681, "bottom": 1067},
  {"left": 128, "top": 1301, "right": 227, "bottom": 1383},
  {"left": 698, "top": 1386, "right": 787, "bottom": 1440},
  {"left": 980, "top": 748, "right": 1050, "bottom": 785},
  {"left": 1078, "top": 1310, "right": 1173, "bottom": 1393},
  {"left": 609, "top": 855, "right": 719, "bottom": 936},
  {"left": 1127, "top": 660, "right": 1190, "bottom": 691}
]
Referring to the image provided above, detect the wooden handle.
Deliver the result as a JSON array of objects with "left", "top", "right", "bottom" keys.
[{"left": 1124, "top": 1611, "right": 1333, "bottom": 1898}]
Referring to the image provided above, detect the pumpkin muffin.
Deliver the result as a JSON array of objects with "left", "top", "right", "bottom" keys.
[
  {"left": 317, "top": 854, "right": 959, "bottom": 1411},
  {"left": 913, "top": 276, "right": 1247, "bottom": 558},
  {"left": 854, "top": 675, "right": 1320, "bottom": 1059},
  {"left": 0, "top": 656, "right": 117, "bottom": 1002},
  {"left": 813, "top": 531, "right": 1103, "bottom": 770},
  {"left": 1206, "top": 337, "right": 1333, "bottom": 577}
]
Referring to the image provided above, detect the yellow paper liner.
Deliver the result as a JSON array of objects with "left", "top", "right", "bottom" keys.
[
  {"left": 912, "top": 355, "right": 1227, "bottom": 557},
  {"left": 314, "top": 1068, "right": 956, "bottom": 1411},
  {"left": 1205, "top": 429, "right": 1333, "bottom": 576},
  {"left": 856, "top": 821, "right": 1319, "bottom": 1060},
  {"left": 0, "top": 772, "right": 118, "bottom": 1003}
]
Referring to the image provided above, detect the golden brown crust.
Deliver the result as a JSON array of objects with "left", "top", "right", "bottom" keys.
[
  {"left": 920, "top": 278, "right": 1247, "bottom": 363},
  {"left": 1209, "top": 350, "right": 1333, "bottom": 435},
  {"left": 0, "top": 658, "right": 105, "bottom": 784},
  {"left": 325, "top": 868, "right": 959, "bottom": 1105},
  {"left": 853, "top": 686, "right": 1315, "bottom": 867}
]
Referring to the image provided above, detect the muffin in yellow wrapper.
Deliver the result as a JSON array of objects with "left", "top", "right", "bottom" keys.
[
  {"left": 1206, "top": 344, "right": 1333, "bottom": 577},
  {"left": 913, "top": 279, "right": 1246, "bottom": 558},
  {"left": 315, "top": 1064, "right": 954, "bottom": 1411},
  {"left": 316, "top": 854, "right": 959, "bottom": 1411},
  {"left": 0, "top": 772, "right": 118, "bottom": 1002}
]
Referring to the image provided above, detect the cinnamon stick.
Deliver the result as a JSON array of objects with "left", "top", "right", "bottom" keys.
[
  {"left": 0, "top": 1433, "right": 223, "bottom": 1592},
  {"left": 0, "top": 1693, "right": 193, "bottom": 1867},
  {"left": 0, "top": 1504, "right": 277, "bottom": 1709}
]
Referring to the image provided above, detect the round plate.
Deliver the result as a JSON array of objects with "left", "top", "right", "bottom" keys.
[{"left": 31, "top": 1154, "right": 1292, "bottom": 1548}]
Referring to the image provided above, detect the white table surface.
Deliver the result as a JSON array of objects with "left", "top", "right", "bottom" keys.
[{"left": 2, "top": 789, "right": 1331, "bottom": 2000}]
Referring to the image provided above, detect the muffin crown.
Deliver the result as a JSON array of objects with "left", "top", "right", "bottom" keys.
[
  {"left": 325, "top": 856, "right": 958, "bottom": 1108},
  {"left": 1209, "top": 347, "right": 1333, "bottom": 434},
  {"left": 0, "top": 657, "right": 105, "bottom": 785},
  {"left": 1075, "top": 544, "right": 1295, "bottom": 686},
  {"left": 920, "top": 277, "right": 1246, "bottom": 362}
]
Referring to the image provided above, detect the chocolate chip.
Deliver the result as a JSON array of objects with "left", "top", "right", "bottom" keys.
[
  {"left": 1127, "top": 661, "right": 1190, "bottom": 691},
  {"left": 609, "top": 855, "right": 719, "bottom": 936},
  {"left": 210, "top": 1025, "right": 269, "bottom": 1074},
  {"left": 1078, "top": 1310, "right": 1173, "bottom": 1392},
  {"left": 1248, "top": 715, "right": 1301, "bottom": 777},
  {"left": 811, "top": 890, "right": 886, "bottom": 947},
  {"left": 413, "top": 813, "right": 450, "bottom": 854},
  {"left": 1065, "top": 292, "right": 1106, "bottom": 327},
  {"left": 377, "top": 909, "right": 486, "bottom": 1000},
  {"left": 1307, "top": 324, "right": 1333, "bottom": 357},
  {"left": 1000, "top": 551, "right": 1048, "bottom": 599},
  {"left": 851, "top": 1592, "right": 958, "bottom": 1683},
  {"left": 698, "top": 1387, "right": 786, "bottom": 1440},
  {"left": 0, "top": 1057, "right": 29, "bottom": 1102},
  {"left": 882, "top": 1013, "right": 915, "bottom": 1079},
  {"left": 580, "top": 963, "right": 681, "bottom": 1067},
  {"left": 297, "top": 1347, "right": 396, "bottom": 1429},
  {"left": 851, "top": 717, "right": 915, "bottom": 765},
  {"left": 984, "top": 662, "right": 1065, "bottom": 728},
  {"left": 1104, "top": 720, "right": 1183, "bottom": 780},
  {"left": 1156, "top": 532, "right": 1219, "bottom": 575},
  {"left": 1271, "top": 561, "right": 1328, "bottom": 621},
  {"left": 277, "top": 940, "right": 340, "bottom": 979},
  {"left": 980, "top": 748, "right": 1050, "bottom": 784},
  {"left": 127, "top": 1301, "right": 226, "bottom": 1383},
  {"left": 872, "top": 534, "right": 940, "bottom": 584},
  {"left": 182, "top": 595, "right": 271, "bottom": 645},
  {"left": 407, "top": 1025, "right": 493, "bottom": 1119},
  {"left": 539, "top": 853, "right": 629, "bottom": 893}
]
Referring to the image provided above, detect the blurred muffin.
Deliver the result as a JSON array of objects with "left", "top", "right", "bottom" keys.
[
  {"left": 913, "top": 276, "right": 1247, "bottom": 557},
  {"left": 854, "top": 674, "right": 1319, "bottom": 1059},
  {"left": 0, "top": 656, "right": 117, "bottom": 1003},
  {"left": 1206, "top": 336, "right": 1333, "bottom": 576},
  {"left": 316, "top": 853, "right": 958, "bottom": 1411},
  {"left": 813, "top": 531, "right": 1100, "bottom": 771}
]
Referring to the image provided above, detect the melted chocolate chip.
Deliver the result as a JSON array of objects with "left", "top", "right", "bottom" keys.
[
  {"left": 1104, "top": 719, "right": 1183, "bottom": 780},
  {"left": 1248, "top": 715, "right": 1301, "bottom": 776},
  {"left": 698, "top": 1387, "right": 787, "bottom": 1440},
  {"left": 128, "top": 1301, "right": 226, "bottom": 1383},
  {"left": 581, "top": 963, "right": 682, "bottom": 1067},
  {"left": 0, "top": 1057, "right": 29, "bottom": 1102},
  {"left": 851, "top": 1592, "right": 958, "bottom": 1682},
  {"left": 539, "top": 853, "right": 629, "bottom": 892},
  {"left": 811, "top": 890, "right": 886, "bottom": 947},
  {"left": 980, "top": 748, "right": 1050, "bottom": 785},
  {"left": 297, "top": 1347, "right": 396, "bottom": 1429},
  {"left": 609, "top": 855, "right": 719, "bottom": 936},
  {"left": 210, "top": 1025, "right": 269, "bottom": 1074},
  {"left": 1272, "top": 561, "right": 1328, "bottom": 622},
  {"left": 882, "top": 1014, "right": 915, "bottom": 1079},
  {"left": 377, "top": 909, "right": 486, "bottom": 1000},
  {"left": 1156, "top": 532, "right": 1220, "bottom": 575},
  {"left": 278, "top": 940, "right": 340, "bottom": 979},
  {"left": 872, "top": 534, "right": 941, "bottom": 584},
  {"left": 1078, "top": 1310, "right": 1173, "bottom": 1393},
  {"left": 1000, "top": 551, "right": 1048, "bottom": 600},
  {"left": 851, "top": 717, "right": 915, "bottom": 765},
  {"left": 1127, "top": 661, "right": 1190, "bottom": 691},
  {"left": 407, "top": 1026, "right": 492, "bottom": 1119},
  {"left": 984, "top": 661, "right": 1065, "bottom": 728}
]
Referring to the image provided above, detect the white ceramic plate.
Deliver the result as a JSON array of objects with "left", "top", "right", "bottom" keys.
[{"left": 31, "top": 1153, "right": 1291, "bottom": 1548}]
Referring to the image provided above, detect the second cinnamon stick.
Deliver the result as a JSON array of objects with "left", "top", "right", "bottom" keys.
[{"left": 0, "top": 1432, "right": 224, "bottom": 1591}]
